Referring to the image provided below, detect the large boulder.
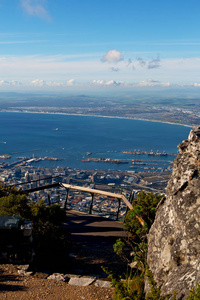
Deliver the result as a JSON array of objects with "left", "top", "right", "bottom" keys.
[{"left": 147, "top": 126, "right": 200, "bottom": 299}]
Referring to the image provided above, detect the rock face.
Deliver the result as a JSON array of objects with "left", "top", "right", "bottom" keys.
[{"left": 147, "top": 126, "right": 200, "bottom": 299}]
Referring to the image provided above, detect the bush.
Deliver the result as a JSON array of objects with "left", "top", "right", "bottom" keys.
[
  {"left": 114, "top": 192, "right": 161, "bottom": 268},
  {"left": 102, "top": 267, "right": 144, "bottom": 300},
  {"left": 111, "top": 191, "right": 162, "bottom": 299},
  {"left": 29, "top": 200, "right": 71, "bottom": 270},
  {"left": 0, "top": 189, "right": 71, "bottom": 271},
  {"left": 0, "top": 190, "right": 30, "bottom": 220},
  {"left": 186, "top": 284, "right": 200, "bottom": 300}
]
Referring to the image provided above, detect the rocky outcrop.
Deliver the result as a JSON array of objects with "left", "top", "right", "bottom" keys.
[{"left": 147, "top": 126, "right": 200, "bottom": 299}]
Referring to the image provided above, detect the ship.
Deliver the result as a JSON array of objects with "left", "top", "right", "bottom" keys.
[
  {"left": 53, "top": 128, "right": 59, "bottom": 131},
  {"left": 116, "top": 160, "right": 129, "bottom": 164}
]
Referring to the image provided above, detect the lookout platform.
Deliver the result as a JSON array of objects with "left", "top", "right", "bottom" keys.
[
  {"left": 65, "top": 209, "right": 127, "bottom": 276},
  {"left": 65, "top": 209, "right": 125, "bottom": 241}
]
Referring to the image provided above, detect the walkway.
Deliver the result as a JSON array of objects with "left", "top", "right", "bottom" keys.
[{"left": 65, "top": 210, "right": 127, "bottom": 276}]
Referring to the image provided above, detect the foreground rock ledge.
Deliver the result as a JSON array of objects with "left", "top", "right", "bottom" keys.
[{"left": 147, "top": 126, "right": 200, "bottom": 299}]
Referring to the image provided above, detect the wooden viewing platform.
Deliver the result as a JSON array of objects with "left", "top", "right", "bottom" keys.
[
  {"left": 65, "top": 209, "right": 127, "bottom": 276},
  {"left": 65, "top": 209, "right": 125, "bottom": 241}
]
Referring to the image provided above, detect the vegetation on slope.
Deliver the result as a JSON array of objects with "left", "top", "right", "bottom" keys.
[
  {"left": 106, "top": 191, "right": 200, "bottom": 299},
  {"left": 103, "top": 191, "right": 161, "bottom": 299}
]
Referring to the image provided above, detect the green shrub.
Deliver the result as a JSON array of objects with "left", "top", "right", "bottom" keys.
[
  {"left": 102, "top": 266, "right": 145, "bottom": 300},
  {"left": 29, "top": 200, "right": 71, "bottom": 270},
  {"left": 0, "top": 190, "right": 30, "bottom": 220},
  {"left": 0, "top": 189, "right": 71, "bottom": 271},
  {"left": 186, "top": 284, "right": 200, "bottom": 300},
  {"left": 114, "top": 192, "right": 161, "bottom": 268},
  {"left": 110, "top": 191, "right": 162, "bottom": 299}
]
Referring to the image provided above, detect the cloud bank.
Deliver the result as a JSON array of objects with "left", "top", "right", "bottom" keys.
[
  {"left": 31, "top": 78, "right": 75, "bottom": 87},
  {"left": 0, "top": 80, "right": 22, "bottom": 86},
  {"left": 1, "top": 54, "right": 200, "bottom": 90}
]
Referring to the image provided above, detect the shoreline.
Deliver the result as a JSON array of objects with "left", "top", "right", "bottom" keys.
[{"left": 0, "top": 109, "right": 193, "bottom": 128}]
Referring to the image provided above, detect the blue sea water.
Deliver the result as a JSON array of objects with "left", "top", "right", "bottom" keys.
[{"left": 0, "top": 112, "right": 191, "bottom": 171}]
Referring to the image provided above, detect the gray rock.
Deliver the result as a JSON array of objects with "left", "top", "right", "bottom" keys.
[
  {"left": 68, "top": 276, "right": 95, "bottom": 286},
  {"left": 47, "top": 273, "right": 69, "bottom": 282},
  {"left": 147, "top": 126, "right": 200, "bottom": 299},
  {"left": 95, "top": 280, "right": 112, "bottom": 288},
  {"left": 65, "top": 274, "right": 81, "bottom": 278},
  {"left": 18, "top": 269, "right": 33, "bottom": 276},
  {"left": 17, "top": 265, "right": 30, "bottom": 271}
]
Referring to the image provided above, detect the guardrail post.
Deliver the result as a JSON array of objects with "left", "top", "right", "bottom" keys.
[
  {"left": 116, "top": 198, "right": 121, "bottom": 221},
  {"left": 89, "top": 193, "right": 94, "bottom": 214},
  {"left": 64, "top": 188, "right": 69, "bottom": 210},
  {"left": 47, "top": 192, "right": 51, "bottom": 206}
]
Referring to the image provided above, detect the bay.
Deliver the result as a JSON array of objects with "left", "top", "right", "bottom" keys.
[{"left": 0, "top": 112, "right": 191, "bottom": 171}]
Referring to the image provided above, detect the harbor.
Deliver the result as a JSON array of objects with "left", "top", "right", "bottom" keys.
[
  {"left": 0, "top": 147, "right": 176, "bottom": 173},
  {"left": 86, "top": 149, "right": 177, "bottom": 156},
  {"left": 81, "top": 149, "right": 175, "bottom": 172}
]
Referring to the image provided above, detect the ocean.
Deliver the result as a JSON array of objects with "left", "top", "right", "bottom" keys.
[{"left": 0, "top": 112, "right": 191, "bottom": 171}]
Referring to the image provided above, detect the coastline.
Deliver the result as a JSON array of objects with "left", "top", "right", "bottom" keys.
[{"left": 0, "top": 109, "right": 193, "bottom": 128}]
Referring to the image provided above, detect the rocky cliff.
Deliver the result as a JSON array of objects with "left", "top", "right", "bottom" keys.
[{"left": 147, "top": 126, "right": 200, "bottom": 299}]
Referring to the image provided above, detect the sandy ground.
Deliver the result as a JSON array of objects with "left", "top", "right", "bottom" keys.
[{"left": 0, "top": 265, "right": 114, "bottom": 300}]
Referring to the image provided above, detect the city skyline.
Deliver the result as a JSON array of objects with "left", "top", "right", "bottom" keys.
[{"left": 1, "top": 0, "right": 200, "bottom": 92}]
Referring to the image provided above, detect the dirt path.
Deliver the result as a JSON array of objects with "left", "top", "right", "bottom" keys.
[{"left": 0, "top": 264, "right": 114, "bottom": 300}]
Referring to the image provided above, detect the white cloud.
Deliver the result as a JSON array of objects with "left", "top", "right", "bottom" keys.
[
  {"left": 67, "top": 79, "right": 75, "bottom": 86},
  {"left": 92, "top": 80, "right": 104, "bottom": 85},
  {"left": 105, "top": 80, "right": 121, "bottom": 86},
  {"left": 92, "top": 79, "right": 170, "bottom": 88},
  {"left": 31, "top": 78, "right": 47, "bottom": 86},
  {"left": 0, "top": 80, "right": 9, "bottom": 86},
  {"left": 191, "top": 82, "right": 200, "bottom": 87},
  {"left": 0, "top": 80, "right": 21, "bottom": 86},
  {"left": 0, "top": 78, "right": 172, "bottom": 90},
  {"left": 31, "top": 79, "right": 63, "bottom": 87},
  {"left": 101, "top": 49, "right": 123, "bottom": 63},
  {"left": 30, "top": 78, "right": 77, "bottom": 88},
  {"left": 137, "top": 79, "right": 170, "bottom": 87},
  {"left": 92, "top": 80, "right": 121, "bottom": 87},
  {"left": 21, "top": 0, "right": 51, "bottom": 21}
]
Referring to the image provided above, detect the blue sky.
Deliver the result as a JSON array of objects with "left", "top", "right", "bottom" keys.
[{"left": 1, "top": 0, "right": 200, "bottom": 92}]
